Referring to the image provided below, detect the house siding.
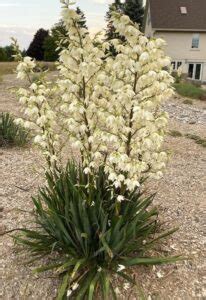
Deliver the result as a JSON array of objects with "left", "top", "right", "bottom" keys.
[
  {"left": 202, "top": 63, "right": 206, "bottom": 82},
  {"left": 143, "top": 0, "right": 206, "bottom": 83},
  {"left": 152, "top": 31, "right": 206, "bottom": 82},
  {"left": 154, "top": 31, "right": 206, "bottom": 61}
]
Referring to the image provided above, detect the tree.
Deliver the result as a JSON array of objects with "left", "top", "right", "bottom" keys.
[
  {"left": 21, "top": 49, "right": 27, "bottom": 57},
  {"left": 76, "top": 7, "right": 87, "bottom": 29},
  {"left": 51, "top": 20, "right": 67, "bottom": 40},
  {"left": 4, "top": 45, "right": 14, "bottom": 61},
  {"left": 105, "top": 0, "right": 123, "bottom": 41},
  {"left": 105, "top": 0, "right": 124, "bottom": 56},
  {"left": 0, "top": 47, "right": 7, "bottom": 61},
  {"left": 105, "top": 0, "right": 145, "bottom": 52},
  {"left": 0, "top": 45, "right": 14, "bottom": 61},
  {"left": 124, "top": 0, "right": 144, "bottom": 29},
  {"left": 27, "top": 29, "right": 49, "bottom": 60},
  {"left": 43, "top": 36, "right": 58, "bottom": 61},
  {"left": 43, "top": 20, "right": 68, "bottom": 62}
]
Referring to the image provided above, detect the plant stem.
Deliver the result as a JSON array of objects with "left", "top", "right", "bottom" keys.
[{"left": 126, "top": 72, "right": 138, "bottom": 156}]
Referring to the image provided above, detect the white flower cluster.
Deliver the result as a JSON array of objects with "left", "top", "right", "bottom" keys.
[
  {"left": 14, "top": 54, "right": 59, "bottom": 168},
  {"left": 177, "top": 65, "right": 183, "bottom": 78},
  {"left": 14, "top": 0, "right": 174, "bottom": 190},
  {"left": 16, "top": 57, "right": 36, "bottom": 80},
  {"left": 67, "top": 282, "right": 79, "bottom": 298},
  {"left": 100, "top": 13, "right": 174, "bottom": 190},
  {"left": 57, "top": 1, "right": 107, "bottom": 173}
]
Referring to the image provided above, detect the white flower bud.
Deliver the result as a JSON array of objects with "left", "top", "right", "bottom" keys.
[
  {"left": 117, "top": 195, "right": 124, "bottom": 203},
  {"left": 84, "top": 167, "right": 91, "bottom": 175},
  {"left": 34, "top": 135, "right": 43, "bottom": 144}
]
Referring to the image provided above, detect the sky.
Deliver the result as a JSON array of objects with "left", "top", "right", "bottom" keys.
[{"left": 0, "top": 0, "right": 121, "bottom": 49}]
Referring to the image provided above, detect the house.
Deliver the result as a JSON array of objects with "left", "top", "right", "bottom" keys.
[{"left": 143, "top": 0, "right": 206, "bottom": 83}]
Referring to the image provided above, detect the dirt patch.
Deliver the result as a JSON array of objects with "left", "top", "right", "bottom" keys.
[{"left": 0, "top": 74, "right": 205, "bottom": 299}]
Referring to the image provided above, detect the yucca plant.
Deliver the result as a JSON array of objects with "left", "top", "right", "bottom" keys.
[
  {"left": 12, "top": 2, "right": 183, "bottom": 298},
  {"left": 15, "top": 162, "right": 180, "bottom": 299},
  {"left": 0, "top": 112, "right": 29, "bottom": 146}
]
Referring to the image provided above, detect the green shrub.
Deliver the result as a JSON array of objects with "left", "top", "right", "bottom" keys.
[
  {"left": 185, "top": 134, "right": 200, "bottom": 141},
  {"left": 169, "top": 130, "right": 183, "bottom": 137},
  {"left": 15, "top": 163, "right": 180, "bottom": 299},
  {"left": 174, "top": 82, "right": 206, "bottom": 100},
  {"left": 185, "top": 133, "right": 206, "bottom": 148},
  {"left": 183, "top": 99, "right": 193, "bottom": 105},
  {"left": 172, "top": 71, "right": 181, "bottom": 84},
  {"left": 0, "top": 112, "right": 29, "bottom": 146}
]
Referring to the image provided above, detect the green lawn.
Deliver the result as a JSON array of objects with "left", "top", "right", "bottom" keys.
[{"left": 174, "top": 82, "right": 206, "bottom": 100}]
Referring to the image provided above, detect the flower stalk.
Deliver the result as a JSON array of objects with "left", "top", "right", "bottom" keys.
[{"left": 13, "top": 0, "right": 174, "bottom": 191}]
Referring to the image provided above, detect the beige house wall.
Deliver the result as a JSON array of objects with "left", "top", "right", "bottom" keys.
[
  {"left": 154, "top": 31, "right": 206, "bottom": 61},
  {"left": 144, "top": 27, "right": 206, "bottom": 82},
  {"left": 154, "top": 31, "right": 206, "bottom": 82}
]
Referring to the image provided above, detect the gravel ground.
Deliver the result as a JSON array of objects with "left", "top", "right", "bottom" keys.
[
  {"left": 164, "top": 95, "right": 206, "bottom": 125},
  {"left": 0, "top": 74, "right": 206, "bottom": 299}
]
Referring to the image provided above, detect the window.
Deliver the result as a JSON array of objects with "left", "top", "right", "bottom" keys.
[
  {"left": 171, "top": 61, "right": 176, "bottom": 70},
  {"left": 188, "top": 64, "right": 194, "bottom": 78},
  {"left": 171, "top": 61, "right": 182, "bottom": 70},
  {"left": 195, "top": 64, "right": 201, "bottom": 80},
  {"left": 177, "top": 62, "right": 182, "bottom": 69},
  {"left": 180, "top": 7, "right": 187, "bottom": 14},
  {"left": 192, "top": 34, "right": 200, "bottom": 49},
  {"left": 188, "top": 63, "right": 202, "bottom": 80}
]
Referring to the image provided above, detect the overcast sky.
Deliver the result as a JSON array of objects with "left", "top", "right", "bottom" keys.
[
  {"left": 0, "top": 0, "right": 146, "bottom": 49},
  {"left": 0, "top": 0, "right": 124, "bottom": 49}
]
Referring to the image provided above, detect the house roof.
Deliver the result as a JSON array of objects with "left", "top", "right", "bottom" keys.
[{"left": 148, "top": 0, "right": 206, "bottom": 31}]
